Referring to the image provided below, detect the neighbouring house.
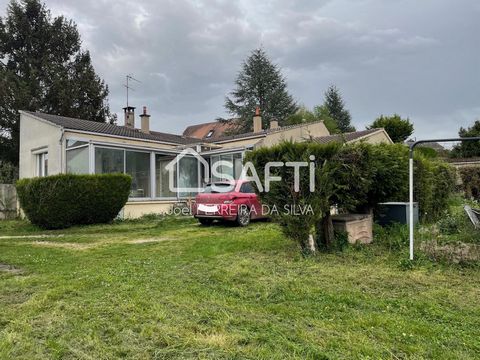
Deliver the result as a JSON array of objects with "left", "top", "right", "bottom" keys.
[
  {"left": 183, "top": 119, "right": 238, "bottom": 140},
  {"left": 18, "top": 106, "right": 392, "bottom": 218}
]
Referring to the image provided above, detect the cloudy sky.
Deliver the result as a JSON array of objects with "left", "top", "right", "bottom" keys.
[{"left": 1, "top": 0, "right": 479, "bottom": 139}]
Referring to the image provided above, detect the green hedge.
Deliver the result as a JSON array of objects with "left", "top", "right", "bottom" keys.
[
  {"left": 459, "top": 167, "right": 480, "bottom": 200},
  {"left": 16, "top": 174, "right": 131, "bottom": 229},
  {"left": 245, "top": 142, "right": 456, "bottom": 252}
]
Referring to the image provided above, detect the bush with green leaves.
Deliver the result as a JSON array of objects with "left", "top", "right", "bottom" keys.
[
  {"left": 16, "top": 174, "right": 131, "bottom": 229},
  {"left": 367, "top": 114, "right": 413, "bottom": 143},
  {"left": 414, "top": 157, "right": 456, "bottom": 221},
  {"left": 245, "top": 141, "right": 455, "bottom": 253},
  {"left": 0, "top": 161, "right": 18, "bottom": 184},
  {"left": 459, "top": 167, "right": 480, "bottom": 200}
]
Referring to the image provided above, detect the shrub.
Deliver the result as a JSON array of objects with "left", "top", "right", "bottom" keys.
[
  {"left": 16, "top": 174, "right": 131, "bottom": 229},
  {"left": 245, "top": 141, "right": 455, "bottom": 253},
  {"left": 0, "top": 161, "right": 18, "bottom": 184},
  {"left": 414, "top": 157, "right": 456, "bottom": 222},
  {"left": 436, "top": 211, "right": 461, "bottom": 235},
  {"left": 459, "top": 167, "right": 480, "bottom": 200}
]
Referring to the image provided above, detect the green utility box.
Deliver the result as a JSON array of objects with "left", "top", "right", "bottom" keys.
[{"left": 377, "top": 202, "right": 419, "bottom": 226}]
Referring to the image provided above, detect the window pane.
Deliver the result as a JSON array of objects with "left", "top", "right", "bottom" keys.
[
  {"left": 37, "top": 152, "right": 48, "bottom": 177},
  {"left": 95, "top": 148, "right": 124, "bottom": 174},
  {"left": 44, "top": 153, "right": 48, "bottom": 176},
  {"left": 37, "top": 154, "right": 42, "bottom": 176},
  {"left": 126, "top": 151, "right": 151, "bottom": 198},
  {"left": 179, "top": 156, "right": 199, "bottom": 197},
  {"left": 211, "top": 154, "right": 235, "bottom": 181},
  {"left": 66, "top": 139, "right": 88, "bottom": 148},
  {"left": 234, "top": 153, "right": 243, "bottom": 179},
  {"left": 211, "top": 155, "right": 220, "bottom": 182},
  {"left": 66, "top": 147, "right": 89, "bottom": 174},
  {"left": 156, "top": 155, "right": 176, "bottom": 198}
]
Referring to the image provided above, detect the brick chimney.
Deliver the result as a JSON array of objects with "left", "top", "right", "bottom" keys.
[
  {"left": 253, "top": 106, "right": 262, "bottom": 133},
  {"left": 139, "top": 106, "right": 151, "bottom": 134},
  {"left": 270, "top": 119, "right": 279, "bottom": 130},
  {"left": 123, "top": 106, "right": 135, "bottom": 128}
]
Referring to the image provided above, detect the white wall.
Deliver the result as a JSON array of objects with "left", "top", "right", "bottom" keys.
[{"left": 19, "top": 113, "right": 63, "bottom": 179}]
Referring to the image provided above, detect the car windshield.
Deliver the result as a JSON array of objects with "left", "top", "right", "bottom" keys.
[{"left": 202, "top": 183, "right": 235, "bottom": 193}]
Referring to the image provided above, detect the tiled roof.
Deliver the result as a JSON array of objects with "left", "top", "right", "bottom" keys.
[
  {"left": 314, "top": 128, "right": 383, "bottom": 144},
  {"left": 204, "top": 120, "right": 326, "bottom": 143},
  {"left": 24, "top": 111, "right": 199, "bottom": 145},
  {"left": 182, "top": 119, "right": 238, "bottom": 140}
]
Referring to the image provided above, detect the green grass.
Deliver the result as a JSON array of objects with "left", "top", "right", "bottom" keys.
[{"left": 1, "top": 217, "right": 479, "bottom": 359}]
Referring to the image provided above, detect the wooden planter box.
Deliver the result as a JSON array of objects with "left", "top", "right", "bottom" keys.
[{"left": 331, "top": 214, "right": 373, "bottom": 244}]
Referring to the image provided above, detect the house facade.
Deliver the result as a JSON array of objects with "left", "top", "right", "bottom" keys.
[{"left": 19, "top": 107, "right": 392, "bottom": 218}]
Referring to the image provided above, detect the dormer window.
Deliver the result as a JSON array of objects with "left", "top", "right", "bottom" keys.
[{"left": 205, "top": 130, "right": 214, "bottom": 138}]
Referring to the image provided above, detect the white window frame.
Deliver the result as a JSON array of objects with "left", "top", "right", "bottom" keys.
[
  {"left": 65, "top": 137, "right": 90, "bottom": 175},
  {"left": 36, "top": 152, "right": 48, "bottom": 177},
  {"left": 65, "top": 139, "right": 212, "bottom": 201}
]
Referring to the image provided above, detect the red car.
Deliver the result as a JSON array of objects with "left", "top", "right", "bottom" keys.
[{"left": 193, "top": 180, "right": 265, "bottom": 226}]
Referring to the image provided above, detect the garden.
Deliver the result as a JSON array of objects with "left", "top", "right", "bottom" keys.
[
  {"left": 0, "top": 215, "right": 479, "bottom": 359},
  {"left": 1, "top": 142, "right": 480, "bottom": 358}
]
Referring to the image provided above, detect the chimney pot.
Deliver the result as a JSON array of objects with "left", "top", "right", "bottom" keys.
[
  {"left": 123, "top": 106, "right": 135, "bottom": 128},
  {"left": 253, "top": 106, "right": 262, "bottom": 133},
  {"left": 139, "top": 106, "right": 151, "bottom": 134},
  {"left": 270, "top": 119, "right": 279, "bottom": 130}
]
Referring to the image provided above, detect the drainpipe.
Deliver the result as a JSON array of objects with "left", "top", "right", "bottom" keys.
[{"left": 59, "top": 127, "right": 65, "bottom": 174}]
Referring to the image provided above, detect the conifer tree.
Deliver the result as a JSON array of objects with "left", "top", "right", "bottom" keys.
[{"left": 224, "top": 48, "right": 297, "bottom": 133}]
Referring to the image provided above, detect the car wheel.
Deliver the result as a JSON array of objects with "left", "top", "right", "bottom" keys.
[
  {"left": 198, "top": 218, "right": 213, "bottom": 226},
  {"left": 236, "top": 206, "right": 251, "bottom": 227}
]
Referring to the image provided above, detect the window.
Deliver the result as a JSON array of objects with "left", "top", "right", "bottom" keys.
[
  {"left": 156, "top": 155, "right": 176, "bottom": 198},
  {"left": 95, "top": 148, "right": 124, "bottom": 174},
  {"left": 233, "top": 153, "right": 243, "bottom": 179},
  {"left": 126, "top": 151, "right": 150, "bottom": 198},
  {"left": 211, "top": 153, "right": 243, "bottom": 181},
  {"left": 203, "top": 183, "right": 234, "bottom": 193},
  {"left": 205, "top": 130, "right": 214, "bottom": 138},
  {"left": 66, "top": 146, "right": 89, "bottom": 174},
  {"left": 36, "top": 152, "right": 48, "bottom": 177},
  {"left": 240, "top": 182, "right": 255, "bottom": 193},
  {"left": 178, "top": 156, "right": 199, "bottom": 197}
]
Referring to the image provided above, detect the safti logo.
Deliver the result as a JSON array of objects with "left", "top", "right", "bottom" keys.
[
  {"left": 166, "top": 148, "right": 318, "bottom": 193},
  {"left": 165, "top": 148, "right": 210, "bottom": 193}
]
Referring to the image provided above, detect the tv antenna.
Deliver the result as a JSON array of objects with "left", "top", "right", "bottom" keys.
[{"left": 124, "top": 74, "right": 141, "bottom": 107}]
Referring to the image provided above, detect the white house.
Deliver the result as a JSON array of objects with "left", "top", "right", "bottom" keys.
[{"left": 19, "top": 106, "right": 392, "bottom": 218}]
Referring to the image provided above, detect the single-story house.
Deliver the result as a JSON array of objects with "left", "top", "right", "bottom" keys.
[{"left": 19, "top": 106, "right": 392, "bottom": 218}]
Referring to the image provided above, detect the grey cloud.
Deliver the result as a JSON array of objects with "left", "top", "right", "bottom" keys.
[{"left": 0, "top": 0, "right": 479, "bottom": 140}]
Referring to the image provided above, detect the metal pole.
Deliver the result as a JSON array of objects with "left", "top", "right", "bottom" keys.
[{"left": 409, "top": 156, "right": 414, "bottom": 260}]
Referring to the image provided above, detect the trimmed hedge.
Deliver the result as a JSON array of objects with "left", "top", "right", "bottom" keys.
[{"left": 16, "top": 174, "right": 131, "bottom": 229}]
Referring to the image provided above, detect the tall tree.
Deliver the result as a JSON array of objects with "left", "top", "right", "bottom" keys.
[
  {"left": 323, "top": 85, "right": 355, "bottom": 133},
  {"left": 224, "top": 48, "right": 297, "bottom": 133},
  {"left": 451, "top": 120, "right": 480, "bottom": 158},
  {"left": 367, "top": 114, "right": 413, "bottom": 143},
  {"left": 0, "top": 0, "right": 114, "bottom": 166}
]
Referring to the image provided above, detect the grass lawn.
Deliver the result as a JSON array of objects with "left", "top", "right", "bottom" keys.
[{"left": 0, "top": 217, "right": 479, "bottom": 359}]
